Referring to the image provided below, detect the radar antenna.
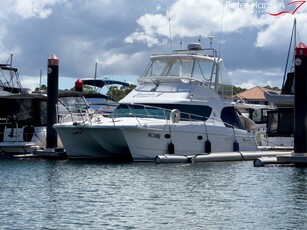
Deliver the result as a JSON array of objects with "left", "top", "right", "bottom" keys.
[{"left": 208, "top": 36, "right": 214, "bottom": 49}]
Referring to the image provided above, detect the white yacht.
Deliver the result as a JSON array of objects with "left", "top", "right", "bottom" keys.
[{"left": 54, "top": 43, "right": 258, "bottom": 161}]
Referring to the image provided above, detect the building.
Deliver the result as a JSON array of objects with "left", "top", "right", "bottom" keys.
[{"left": 233, "top": 86, "right": 281, "bottom": 105}]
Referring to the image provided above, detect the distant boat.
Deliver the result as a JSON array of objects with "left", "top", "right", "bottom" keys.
[
  {"left": 261, "top": 19, "right": 297, "bottom": 148},
  {"left": 264, "top": 91, "right": 293, "bottom": 106},
  {"left": 79, "top": 79, "right": 130, "bottom": 114},
  {"left": 263, "top": 74, "right": 294, "bottom": 147},
  {"left": 234, "top": 101, "right": 275, "bottom": 130},
  {"left": 0, "top": 90, "right": 91, "bottom": 156},
  {"left": 0, "top": 56, "right": 23, "bottom": 95}
]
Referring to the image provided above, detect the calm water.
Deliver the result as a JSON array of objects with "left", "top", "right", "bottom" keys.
[{"left": 0, "top": 159, "right": 306, "bottom": 229}]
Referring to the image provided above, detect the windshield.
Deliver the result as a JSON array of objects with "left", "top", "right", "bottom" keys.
[
  {"left": 110, "top": 103, "right": 212, "bottom": 121},
  {"left": 142, "top": 57, "right": 215, "bottom": 83},
  {"left": 140, "top": 56, "right": 233, "bottom": 100},
  {"left": 58, "top": 96, "right": 90, "bottom": 113}
]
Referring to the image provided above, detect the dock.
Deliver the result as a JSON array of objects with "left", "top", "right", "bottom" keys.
[
  {"left": 155, "top": 150, "right": 292, "bottom": 164},
  {"left": 1, "top": 148, "right": 68, "bottom": 160}
]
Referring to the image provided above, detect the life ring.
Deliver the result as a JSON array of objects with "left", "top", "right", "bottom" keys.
[{"left": 170, "top": 109, "right": 180, "bottom": 123}]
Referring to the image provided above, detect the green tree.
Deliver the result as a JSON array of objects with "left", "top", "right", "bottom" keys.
[
  {"left": 233, "top": 85, "right": 247, "bottom": 94},
  {"left": 34, "top": 84, "right": 47, "bottom": 92},
  {"left": 107, "top": 84, "right": 136, "bottom": 101},
  {"left": 263, "top": 85, "right": 280, "bottom": 91},
  {"left": 70, "top": 85, "right": 96, "bottom": 93}
]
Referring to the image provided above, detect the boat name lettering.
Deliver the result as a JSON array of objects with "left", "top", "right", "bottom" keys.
[
  {"left": 133, "top": 93, "right": 163, "bottom": 98},
  {"left": 148, "top": 133, "right": 160, "bottom": 139},
  {"left": 73, "top": 128, "right": 84, "bottom": 135}
]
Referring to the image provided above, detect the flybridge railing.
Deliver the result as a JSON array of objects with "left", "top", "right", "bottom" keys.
[{"left": 173, "top": 45, "right": 219, "bottom": 59}]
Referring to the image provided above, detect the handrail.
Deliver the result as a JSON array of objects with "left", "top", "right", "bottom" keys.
[
  {"left": 109, "top": 103, "right": 238, "bottom": 129},
  {"left": 56, "top": 102, "right": 241, "bottom": 131}
]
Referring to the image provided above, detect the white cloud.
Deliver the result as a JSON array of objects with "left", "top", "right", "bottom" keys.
[
  {"left": 97, "top": 51, "right": 149, "bottom": 76},
  {"left": 1, "top": 0, "right": 307, "bottom": 91},
  {"left": 125, "top": 0, "right": 263, "bottom": 47},
  {"left": 255, "top": 14, "right": 307, "bottom": 49},
  {"left": 12, "top": 0, "right": 66, "bottom": 19},
  {"left": 229, "top": 68, "right": 284, "bottom": 89}
]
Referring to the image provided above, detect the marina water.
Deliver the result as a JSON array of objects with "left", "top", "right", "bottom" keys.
[{"left": 0, "top": 159, "right": 306, "bottom": 229}]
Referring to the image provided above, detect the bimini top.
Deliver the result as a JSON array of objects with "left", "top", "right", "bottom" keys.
[{"left": 138, "top": 43, "right": 233, "bottom": 100}]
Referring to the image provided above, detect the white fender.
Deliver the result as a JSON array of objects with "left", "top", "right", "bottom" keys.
[{"left": 170, "top": 109, "right": 180, "bottom": 123}]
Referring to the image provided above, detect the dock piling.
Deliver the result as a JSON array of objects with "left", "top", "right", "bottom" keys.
[{"left": 46, "top": 54, "right": 59, "bottom": 149}]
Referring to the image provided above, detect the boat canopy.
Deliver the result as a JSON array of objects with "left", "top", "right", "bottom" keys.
[{"left": 138, "top": 54, "right": 233, "bottom": 100}]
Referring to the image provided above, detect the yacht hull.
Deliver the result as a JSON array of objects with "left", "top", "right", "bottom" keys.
[
  {"left": 122, "top": 124, "right": 257, "bottom": 161},
  {"left": 55, "top": 121, "right": 257, "bottom": 161},
  {"left": 54, "top": 123, "right": 132, "bottom": 161}
]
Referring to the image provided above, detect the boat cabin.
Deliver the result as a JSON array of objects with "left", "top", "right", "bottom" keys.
[
  {"left": 0, "top": 91, "right": 88, "bottom": 143},
  {"left": 138, "top": 44, "right": 233, "bottom": 101}
]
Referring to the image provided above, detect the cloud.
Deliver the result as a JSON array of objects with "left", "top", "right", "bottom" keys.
[
  {"left": 255, "top": 13, "right": 307, "bottom": 49},
  {"left": 12, "top": 0, "right": 66, "bottom": 19},
  {"left": 0, "top": 0, "right": 306, "bottom": 91},
  {"left": 124, "top": 14, "right": 169, "bottom": 47},
  {"left": 229, "top": 68, "right": 285, "bottom": 89},
  {"left": 125, "top": 0, "right": 262, "bottom": 47}
]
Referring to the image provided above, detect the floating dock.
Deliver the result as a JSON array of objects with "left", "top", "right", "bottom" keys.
[
  {"left": 6, "top": 148, "right": 68, "bottom": 160},
  {"left": 155, "top": 150, "right": 292, "bottom": 164}
]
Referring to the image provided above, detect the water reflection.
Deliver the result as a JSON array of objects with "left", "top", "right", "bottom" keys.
[{"left": 0, "top": 160, "right": 306, "bottom": 229}]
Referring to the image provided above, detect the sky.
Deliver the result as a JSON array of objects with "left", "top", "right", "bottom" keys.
[{"left": 0, "top": 0, "right": 307, "bottom": 91}]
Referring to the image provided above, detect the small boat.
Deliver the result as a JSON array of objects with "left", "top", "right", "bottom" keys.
[
  {"left": 0, "top": 90, "right": 91, "bottom": 156},
  {"left": 234, "top": 101, "right": 275, "bottom": 130},
  {"left": 0, "top": 55, "right": 28, "bottom": 96},
  {"left": 264, "top": 92, "right": 293, "bottom": 107},
  {"left": 54, "top": 42, "right": 258, "bottom": 161},
  {"left": 262, "top": 73, "right": 294, "bottom": 147},
  {"left": 261, "top": 19, "right": 297, "bottom": 148}
]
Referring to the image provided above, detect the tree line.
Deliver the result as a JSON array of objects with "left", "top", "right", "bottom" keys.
[{"left": 35, "top": 84, "right": 280, "bottom": 102}]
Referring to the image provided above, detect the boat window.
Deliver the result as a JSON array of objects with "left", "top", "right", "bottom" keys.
[
  {"left": 0, "top": 99, "right": 37, "bottom": 126},
  {"left": 267, "top": 108, "right": 294, "bottom": 136},
  {"left": 39, "top": 101, "right": 47, "bottom": 125},
  {"left": 111, "top": 104, "right": 212, "bottom": 121},
  {"left": 58, "top": 96, "right": 89, "bottom": 113},
  {"left": 142, "top": 57, "right": 215, "bottom": 82},
  {"left": 143, "top": 59, "right": 168, "bottom": 77},
  {"left": 252, "top": 109, "right": 268, "bottom": 124},
  {"left": 193, "top": 59, "right": 214, "bottom": 83},
  {"left": 221, "top": 106, "right": 244, "bottom": 129},
  {"left": 166, "top": 59, "right": 191, "bottom": 78},
  {"left": 216, "top": 62, "right": 233, "bottom": 100},
  {"left": 141, "top": 57, "right": 232, "bottom": 99}
]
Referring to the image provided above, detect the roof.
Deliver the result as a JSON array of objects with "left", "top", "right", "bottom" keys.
[{"left": 234, "top": 86, "right": 280, "bottom": 100}]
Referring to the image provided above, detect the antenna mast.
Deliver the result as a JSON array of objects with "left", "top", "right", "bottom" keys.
[
  {"left": 218, "top": 0, "right": 226, "bottom": 57},
  {"left": 94, "top": 62, "right": 98, "bottom": 80},
  {"left": 208, "top": 36, "right": 214, "bottom": 48},
  {"left": 39, "top": 69, "right": 42, "bottom": 88},
  {"left": 167, "top": 9, "right": 173, "bottom": 52}
]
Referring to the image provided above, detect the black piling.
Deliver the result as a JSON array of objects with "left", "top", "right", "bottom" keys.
[
  {"left": 275, "top": 43, "right": 307, "bottom": 166},
  {"left": 294, "top": 43, "right": 307, "bottom": 154},
  {"left": 46, "top": 54, "right": 59, "bottom": 149}
]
